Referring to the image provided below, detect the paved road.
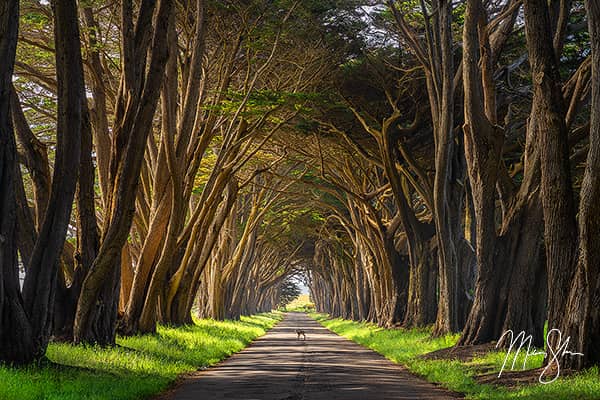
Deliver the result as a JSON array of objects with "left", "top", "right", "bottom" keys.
[{"left": 161, "top": 313, "right": 458, "bottom": 400}]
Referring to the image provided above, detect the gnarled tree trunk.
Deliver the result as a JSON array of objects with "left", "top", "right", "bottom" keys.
[
  {"left": 558, "top": 0, "right": 600, "bottom": 369},
  {"left": 1, "top": 0, "right": 85, "bottom": 364},
  {"left": 74, "top": 0, "right": 174, "bottom": 345}
]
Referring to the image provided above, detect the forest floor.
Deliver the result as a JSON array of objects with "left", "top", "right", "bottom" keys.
[
  {"left": 313, "top": 314, "right": 600, "bottom": 400},
  {"left": 0, "top": 313, "right": 281, "bottom": 400},
  {"left": 159, "top": 312, "right": 459, "bottom": 400}
]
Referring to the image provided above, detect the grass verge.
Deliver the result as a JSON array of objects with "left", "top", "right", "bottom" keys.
[
  {"left": 282, "top": 294, "right": 315, "bottom": 313},
  {"left": 311, "top": 313, "right": 600, "bottom": 400},
  {"left": 0, "top": 312, "right": 281, "bottom": 400}
]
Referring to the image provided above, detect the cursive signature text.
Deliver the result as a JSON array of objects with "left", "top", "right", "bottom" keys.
[{"left": 496, "top": 328, "right": 584, "bottom": 384}]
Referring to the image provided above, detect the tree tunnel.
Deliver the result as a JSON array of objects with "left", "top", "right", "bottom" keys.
[{"left": 1, "top": 0, "right": 600, "bottom": 373}]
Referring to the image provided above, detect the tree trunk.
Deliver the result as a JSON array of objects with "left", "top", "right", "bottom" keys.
[
  {"left": 558, "top": 0, "right": 600, "bottom": 369},
  {"left": 53, "top": 102, "right": 99, "bottom": 340},
  {"left": 459, "top": 195, "right": 546, "bottom": 346},
  {"left": 430, "top": 0, "right": 463, "bottom": 335},
  {"left": 458, "top": 0, "right": 547, "bottom": 346},
  {"left": 523, "top": 0, "right": 576, "bottom": 338},
  {"left": 403, "top": 236, "right": 438, "bottom": 327},
  {"left": 121, "top": 190, "right": 171, "bottom": 332},
  {"left": 14, "top": 165, "right": 36, "bottom": 268},
  {"left": 167, "top": 181, "right": 237, "bottom": 325},
  {"left": 119, "top": 246, "right": 134, "bottom": 313},
  {"left": 385, "top": 235, "right": 409, "bottom": 325},
  {"left": 74, "top": 0, "right": 173, "bottom": 344},
  {"left": 0, "top": 0, "right": 35, "bottom": 365},
  {"left": 10, "top": 87, "right": 51, "bottom": 230},
  {"left": 21, "top": 0, "right": 84, "bottom": 352},
  {"left": 82, "top": 7, "right": 111, "bottom": 207},
  {"left": 1, "top": 0, "right": 85, "bottom": 364}
]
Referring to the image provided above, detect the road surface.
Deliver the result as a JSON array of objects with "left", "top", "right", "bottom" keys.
[{"left": 160, "top": 313, "right": 458, "bottom": 400}]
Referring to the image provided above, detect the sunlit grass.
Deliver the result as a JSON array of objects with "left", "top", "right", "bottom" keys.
[
  {"left": 0, "top": 312, "right": 281, "bottom": 400},
  {"left": 471, "top": 348, "right": 544, "bottom": 372},
  {"left": 314, "top": 315, "right": 459, "bottom": 361},
  {"left": 311, "top": 313, "right": 600, "bottom": 400},
  {"left": 284, "top": 294, "right": 315, "bottom": 312}
]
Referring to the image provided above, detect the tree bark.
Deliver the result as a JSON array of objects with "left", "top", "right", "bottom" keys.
[
  {"left": 14, "top": 165, "right": 37, "bottom": 269},
  {"left": 458, "top": 0, "right": 547, "bottom": 347},
  {"left": 0, "top": 0, "right": 34, "bottom": 365},
  {"left": 21, "top": 0, "right": 85, "bottom": 354},
  {"left": 523, "top": 0, "right": 576, "bottom": 337},
  {"left": 10, "top": 87, "right": 51, "bottom": 229},
  {"left": 403, "top": 234, "right": 438, "bottom": 327},
  {"left": 558, "top": 0, "right": 600, "bottom": 369},
  {"left": 53, "top": 102, "right": 99, "bottom": 340},
  {"left": 1, "top": 0, "right": 85, "bottom": 364},
  {"left": 82, "top": 7, "right": 112, "bottom": 207},
  {"left": 74, "top": 0, "right": 174, "bottom": 345}
]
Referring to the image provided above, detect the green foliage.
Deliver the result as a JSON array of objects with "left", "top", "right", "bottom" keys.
[
  {"left": 192, "top": 148, "right": 218, "bottom": 194},
  {"left": 21, "top": 10, "right": 50, "bottom": 27},
  {"left": 312, "top": 314, "right": 600, "bottom": 400},
  {"left": 0, "top": 313, "right": 281, "bottom": 400},
  {"left": 203, "top": 89, "right": 321, "bottom": 119},
  {"left": 278, "top": 278, "right": 302, "bottom": 308}
]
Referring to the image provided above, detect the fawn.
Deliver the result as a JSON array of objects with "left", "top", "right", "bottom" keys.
[{"left": 295, "top": 329, "right": 306, "bottom": 340}]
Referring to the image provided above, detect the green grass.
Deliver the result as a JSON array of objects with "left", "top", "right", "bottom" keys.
[
  {"left": 311, "top": 313, "right": 600, "bottom": 400},
  {"left": 0, "top": 312, "right": 281, "bottom": 400},
  {"left": 283, "top": 294, "right": 315, "bottom": 313}
]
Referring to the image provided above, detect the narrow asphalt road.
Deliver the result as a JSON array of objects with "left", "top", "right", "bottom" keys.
[{"left": 160, "top": 313, "right": 458, "bottom": 400}]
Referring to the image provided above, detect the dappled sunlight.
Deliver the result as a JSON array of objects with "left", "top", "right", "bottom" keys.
[
  {"left": 315, "top": 314, "right": 600, "bottom": 400},
  {"left": 0, "top": 314, "right": 280, "bottom": 400}
]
